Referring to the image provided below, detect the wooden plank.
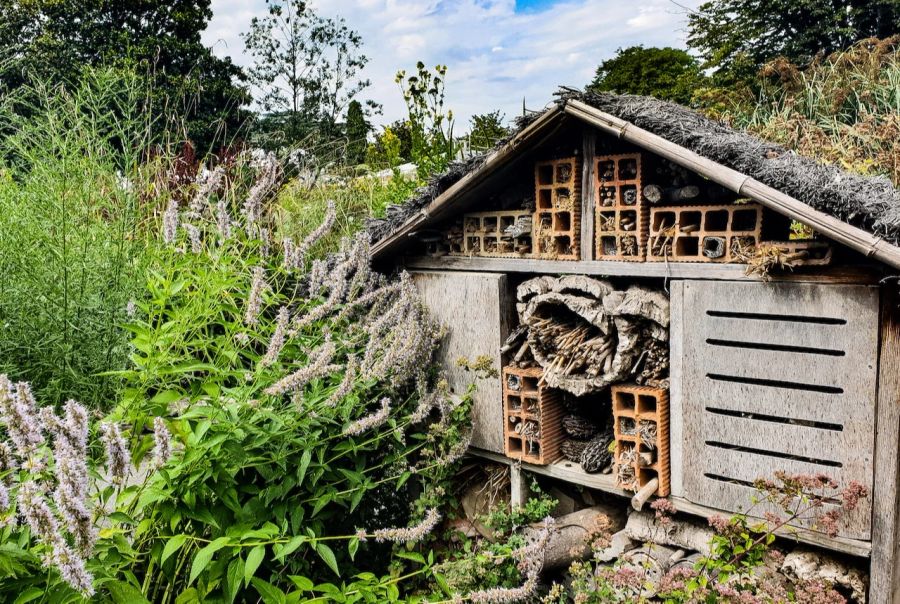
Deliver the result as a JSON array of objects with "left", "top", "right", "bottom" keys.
[
  {"left": 869, "top": 287, "right": 900, "bottom": 604},
  {"left": 564, "top": 99, "right": 900, "bottom": 271},
  {"left": 700, "top": 345, "right": 861, "bottom": 388},
  {"left": 469, "top": 448, "right": 630, "bottom": 496},
  {"left": 677, "top": 281, "right": 879, "bottom": 540},
  {"left": 703, "top": 315, "right": 858, "bottom": 351},
  {"left": 671, "top": 497, "right": 871, "bottom": 558},
  {"left": 581, "top": 130, "right": 597, "bottom": 261},
  {"left": 509, "top": 463, "right": 531, "bottom": 507},
  {"left": 669, "top": 281, "right": 685, "bottom": 498},
  {"left": 410, "top": 271, "right": 508, "bottom": 453},
  {"left": 402, "top": 256, "right": 880, "bottom": 284},
  {"left": 702, "top": 413, "right": 845, "bottom": 462}
]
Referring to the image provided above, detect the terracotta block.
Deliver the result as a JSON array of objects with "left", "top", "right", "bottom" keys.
[
  {"left": 534, "top": 157, "right": 581, "bottom": 261},
  {"left": 595, "top": 153, "right": 646, "bottom": 261},
  {"left": 503, "top": 366, "right": 565, "bottom": 465},
  {"left": 647, "top": 203, "right": 764, "bottom": 263},
  {"left": 612, "top": 384, "right": 669, "bottom": 496}
]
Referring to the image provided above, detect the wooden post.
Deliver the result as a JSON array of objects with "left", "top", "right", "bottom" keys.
[
  {"left": 870, "top": 285, "right": 900, "bottom": 604},
  {"left": 510, "top": 463, "right": 531, "bottom": 508},
  {"left": 581, "top": 130, "right": 596, "bottom": 261}
]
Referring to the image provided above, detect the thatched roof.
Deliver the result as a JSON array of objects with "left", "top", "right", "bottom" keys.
[{"left": 367, "top": 89, "right": 900, "bottom": 256}]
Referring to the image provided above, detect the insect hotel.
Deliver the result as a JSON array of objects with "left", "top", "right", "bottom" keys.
[{"left": 367, "top": 92, "right": 900, "bottom": 603}]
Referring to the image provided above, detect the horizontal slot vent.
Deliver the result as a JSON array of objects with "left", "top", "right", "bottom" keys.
[
  {"left": 707, "top": 373, "right": 843, "bottom": 395},
  {"left": 706, "top": 310, "right": 846, "bottom": 326},
  {"left": 705, "top": 441, "right": 842, "bottom": 468},
  {"left": 706, "top": 407, "right": 843, "bottom": 432},
  {"left": 706, "top": 338, "right": 845, "bottom": 357}
]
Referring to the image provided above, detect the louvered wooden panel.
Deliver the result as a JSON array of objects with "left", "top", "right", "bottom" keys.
[{"left": 674, "top": 281, "right": 878, "bottom": 540}]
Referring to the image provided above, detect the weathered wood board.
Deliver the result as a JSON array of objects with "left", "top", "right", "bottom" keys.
[
  {"left": 410, "top": 270, "right": 512, "bottom": 453},
  {"left": 672, "top": 280, "right": 879, "bottom": 540}
]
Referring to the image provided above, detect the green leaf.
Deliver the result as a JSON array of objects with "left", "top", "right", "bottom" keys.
[
  {"left": 275, "top": 535, "right": 307, "bottom": 561},
  {"left": 174, "top": 588, "right": 200, "bottom": 604},
  {"left": 226, "top": 557, "right": 244, "bottom": 604},
  {"left": 298, "top": 449, "right": 312, "bottom": 485},
  {"left": 161, "top": 534, "right": 188, "bottom": 564},
  {"left": 316, "top": 542, "right": 340, "bottom": 577},
  {"left": 13, "top": 588, "right": 44, "bottom": 604},
  {"left": 348, "top": 537, "right": 358, "bottom": 561},
  {"left": 106, "top": 580, "right": 151, "bottom": 604},
  {"left": 188, "top": 536, "right": 230, "bottom": 585},
  {"left": 244, "top": 545, "right": 265, "bottom": 586},
  {"left": 252, "top": 578, "right": 287, "bottom": 604}
]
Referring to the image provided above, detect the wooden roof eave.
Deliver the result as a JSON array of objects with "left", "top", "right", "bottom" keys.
[
  {"left": 373, "top": 98, "right": 900, "bottom": 271},
  {"left": 371, "top": 105, "right": 567, "bottom": 258},
  {"left": 563, "top": 99, "right": 900, "bottom": 272}
]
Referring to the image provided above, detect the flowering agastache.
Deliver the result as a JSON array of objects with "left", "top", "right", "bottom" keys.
[
  {"left": 184, "top": 224, "right": 202, "bottom": 253},
  {"left": 264, "top": 340, "right": 338, "bottom": 396},
  {"left": 162, "top": 199, "right": 179, "bottom": 244},
  {"left": 371, "top": 507, "right": 441, "bottom": 543},
  {"left": 216, "top": 197, "right": 232, "bottom": 241},
  {"left": 0, "top": 375, "right": 44, "bottom": 456},
  {"left": 324, "top": 355, "right": 357, "bottom": 407},
  {"left": 100, "top": 422, "right": 131, "bottom": 484},
  {"left": 343, "top": 397, "right": 391, "bottom": 437},
  {"left": 242, "top": 151, "right": 279, "bottom": 232},
  {"left": 244, "top": 266, "right": 267, "bottom": 327},
  {"left": 187, "top": 164, "right": 225, "bottom": 219},
  {"left": 259, "top": 306, "right": 291, "bottom": 368},
  {"left": 152, "top": 417, "right": 172, "bottom": 469},
  {"left": 291, "top": 200, "right": 336, "bottom": 268}
]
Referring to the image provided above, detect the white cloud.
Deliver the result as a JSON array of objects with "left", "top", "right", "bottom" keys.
[{"left": 203, "top": 0, "right": 703, "bottom": 129}]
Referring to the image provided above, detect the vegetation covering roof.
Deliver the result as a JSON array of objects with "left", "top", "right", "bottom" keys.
[{"left": 368, "top": 90, "right": 900, "bottom": 252}]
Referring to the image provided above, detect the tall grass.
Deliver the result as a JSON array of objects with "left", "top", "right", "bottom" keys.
[
  {"left": 0, "top": 68, "right": 155, "bottom": 408},
  {"left": 730, "top": 37, "right": 900, "bottom": 184}
]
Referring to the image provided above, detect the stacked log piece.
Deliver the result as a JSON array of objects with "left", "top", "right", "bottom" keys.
[
  {"left": 454, "top": 210, "right": 534, "bottom": 258},
  {"left": 646, "top": 203, "right": 764, "bottom": 263},
  {"left": 595, "top": 153, "right": 646, "bottom": 261},
  {"left": 502, "top": 366, "right": 565, "bottom": 465},
  {"left": 612, "top": 385, "right": 670, "bottom": 496},
  {"left": 534, "top": 157, "right": 581, "bottom": 260},
  {"left": 517, "top": 275, "right": 670, "bottom": 397}
]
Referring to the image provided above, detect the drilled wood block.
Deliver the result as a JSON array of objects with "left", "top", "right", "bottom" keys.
[
  {"left": 503, "top": 366, "right": 565, "bottom": 465},
  {"left": 453, "top": 210, "right": 533, "bottom": 258},
  {"left": 595, "top": 153, "right": 646, "bottom": 261},
  {"left": 534, "top": 157, "right": 581, "bottom": 261},
  {"left": 647, "top": 203, "right": 763, "bottom": 263},
  {"left": 612, "top": 384, "right": 669, "bottom": 496}
]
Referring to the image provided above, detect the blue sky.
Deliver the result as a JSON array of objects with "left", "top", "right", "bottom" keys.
[{"left": 203, "top": 0, "right": 704, "bottom": 129}]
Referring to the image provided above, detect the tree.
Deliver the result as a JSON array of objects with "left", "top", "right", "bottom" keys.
[
  {"left": 468, "top": 111, "right": 509, "bottom": 152},
  {"left": 588, "top": 46, "right": 705, "bottom": 104},
  {"left": 345, "top": 100, "right": 369, "bottom": 165},
  {"left": 687, "top": 0, "right": 900, "bottom": 84},
  {"left": 0, "top": 0, "right": 251, "bottom": 151},
  {"left": 242, "top": 0, "right": 375, "bottom": 146}
]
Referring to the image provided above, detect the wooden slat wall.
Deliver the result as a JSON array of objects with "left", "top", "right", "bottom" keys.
[
  {"left": 674, "top": 280, "right": 879, "bottom": 540},
  {"left": 410, "top": 270, "right": 512, "bottom": 454}
]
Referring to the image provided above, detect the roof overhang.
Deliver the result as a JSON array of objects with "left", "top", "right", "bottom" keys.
[{"left": 373, "top": 98, "right": 900, "bottom": 271}]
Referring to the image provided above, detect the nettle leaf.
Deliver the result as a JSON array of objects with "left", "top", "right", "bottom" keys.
[
  {"left": 161, "top": 534, "right": 188, "bottom": 564},
  {"left": 297, "top": 449, "right": 312, "bottom": 485},
  {"left": 244, "top": 545, "right": 265, "bottom": 586},
  {"left": 274, "top": 535, "right": 307, "bottom": 561},
  {"left": 188, "top": 536, "right": 230, "bottom": 585}
]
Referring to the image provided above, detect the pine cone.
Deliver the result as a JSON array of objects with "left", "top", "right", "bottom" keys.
[
  {"left": 561, "top": 439, "right": 589, "bottom": 462},
  {"left": 580, "top": 431, "right": 614, "bottom": 474},
  {"left": 561, "top": 414, "right": 599, "bottom": 440}
]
